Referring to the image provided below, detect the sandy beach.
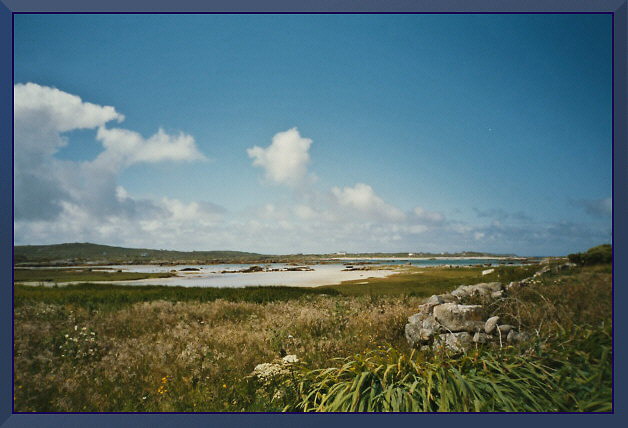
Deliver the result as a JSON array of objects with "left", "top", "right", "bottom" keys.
[{"left": 17, "top": 264, "right": 400, "bottom": 288}]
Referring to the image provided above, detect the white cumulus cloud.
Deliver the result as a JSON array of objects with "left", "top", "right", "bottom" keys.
[
  {"left": 247, "top": 127, "right": 313, "bottom": 185},
  {"left": 14, "top": 82, "right": 125, "bottom": 133},
  {"left": 331, "top": 183, "right": 406, "bottom": 222},
  {"left": 14, "top": 82, "right": 208, "bottom": 229},
  {"left": 94, "top": 126, "right": 206, "bottom": 171}
]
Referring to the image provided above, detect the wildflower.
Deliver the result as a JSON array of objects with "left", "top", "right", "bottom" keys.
[
  {"left": 223, "top": 384, "right": 227, "bottom": 388},
  {"left": 282, "top": 354, "right": 299, "bottom": 364}
]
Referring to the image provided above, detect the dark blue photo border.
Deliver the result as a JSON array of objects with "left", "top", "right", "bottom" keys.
[{"left": 1, "top": 1, "right": 626, "bottom": 427}]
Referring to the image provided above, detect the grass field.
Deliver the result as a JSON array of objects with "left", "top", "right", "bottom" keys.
[{"left": 13, "top": 263, "right": 611, "bottom": 412}]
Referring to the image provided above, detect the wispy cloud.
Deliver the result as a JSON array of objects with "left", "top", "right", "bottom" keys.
[
  {"left": 571, "top": 197, "right": 612, "bottom": 218},
  {"left": 473, "top": 207, "right": 532, "bottom": 222}
]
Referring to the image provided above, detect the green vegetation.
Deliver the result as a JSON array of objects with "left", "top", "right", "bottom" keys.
[
  {"left": 15, "top": 283, "right": 340, "bottom": 311},
  {"left": 568, "top": 244, "right": 612, "bottom": 266},
  {"left": 286, "top": 325, "right": 611, "bottom": 412},
  {"left": 285, "top": 263, "right": 612, "bottom": 412},
  {"left": 14, "top": 268, "right": 174, "bottom": 284},
  {"left": 14, "top": 243, "right": 269, "bottom": 265},
  {"left": 13, "top": 254, "right": 611, "bottom": 412}
]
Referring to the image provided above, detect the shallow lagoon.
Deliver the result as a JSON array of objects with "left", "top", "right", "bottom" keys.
[
  {"left": 91, "top": 263, "right": 396, "bottom": 288},
  {"left": 64, "top": 258, "right": 517, "bottom": 288}
]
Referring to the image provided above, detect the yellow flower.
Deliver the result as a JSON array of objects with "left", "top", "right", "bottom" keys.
[{"left": 223, "top": 384, "right": 227, "bottom": 388}]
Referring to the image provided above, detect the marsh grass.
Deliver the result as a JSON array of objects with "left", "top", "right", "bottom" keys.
[
  {"left": 15, "top": 284, "right": 341, "bottom": 312},
  {"left": 14, "top": 268, "right": 174, "bottom": 283}
]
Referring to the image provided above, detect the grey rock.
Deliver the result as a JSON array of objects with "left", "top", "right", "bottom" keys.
[
  {"left": 419, "top": 328, "right": 435, "bottom": 341},
  {"left": 483, "top": 282, "right": 503, "bottom": 292},
  {"left": 450, "top": 287, "right": 470, "bottom": 299},
  {"left": 437, "top": 294, "right": 458, "bottom": 303},
  {"left": 433, "top": 303, "right": 485, "bottom": 332},
  {"left": 453, "top": 282, "right": 503, "bottom": 298},
  {"left": 484, "top": 316, "right": 500, "bottom": 334},
  {"left": 435, "top": 332, "right": 474, "bottom": 352},
  {"left": 422, "top": 316, "right": 442, "bottom": 332},
  {"left": 491, "top": 290, "right": 504, "bottom": 299},
  {"left": 405, "top": 322, "right": 423, "bottom": 347},
  {"left": 416, "top": 302, "right": 438, "bottom": 315},
  {"left": 497, "top": 324, "right": 514, "bottom": 335},
  {"left": 506, "top": 281, "right": 522, "bottom": 290},
  {"left": 408, "top": 312, "right": 426, "bottom": 324},
  {"left": 426, "top": 294, "right": 444, "bottom": 305},
  {"left": 473, "top": 332, "right": 489, "bottom": 343},
  {"left": 507, "top": 330, "right": 530, "bottom": 344}
]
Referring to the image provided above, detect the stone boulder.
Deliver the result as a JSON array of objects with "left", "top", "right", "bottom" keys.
[
  {"left": 404, "top": 322, "right": 423, "bottom": 347},
  {"left": 496, "top": 324, "right": 515, "bottom": 335},
  {"left": 484, "top": 316, "right": 500, "bottom": 334},
  {"left": 435, "top": 332, "right": 473, "bottom": 352},
  {"left": 473, "top": 332, "right": 489, "bottom": 343},
  {"left": 433, "top": 303, "right": 485, "bottom": 332},
  {"left": 507, "top": 330, "right": 529, "bottom": 344},
  {"left": 450, "top": 282, "right": 502, "bottom": 299}
]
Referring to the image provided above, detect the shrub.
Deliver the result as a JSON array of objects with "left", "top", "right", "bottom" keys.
[{"left": 568, "top": 244, "right": 612, "bottom": 266}]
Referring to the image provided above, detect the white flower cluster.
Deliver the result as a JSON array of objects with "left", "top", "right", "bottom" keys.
[
  {"left": 59, "top": 325, "right": 98, "bottom": 360},
  {"left": 252, "top": 355, "right": 299, "bottom": 385}
]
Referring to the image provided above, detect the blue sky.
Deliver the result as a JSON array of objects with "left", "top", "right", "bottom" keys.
[{"left": 13, "top": 14, "right": 612, "bottom": 255}]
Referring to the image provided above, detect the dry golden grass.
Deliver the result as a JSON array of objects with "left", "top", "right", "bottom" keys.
[{"left": 14, "top": 295, "right": 424, "bottom": 412}]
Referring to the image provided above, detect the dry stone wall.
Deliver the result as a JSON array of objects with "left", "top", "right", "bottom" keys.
[{"left": 404, "top": 262, "right": 576, "bottom": 352}]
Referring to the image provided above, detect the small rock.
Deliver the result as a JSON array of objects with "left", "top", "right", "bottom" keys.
[
  {"left": 473, "top": 332, "right": 488, "bottom": 343},
  {"left": 405, "top": 323, "right": 423, "bottom": 347},
  {"left": 435, "top": 332, "right": 474, "bottom": 352},
  {"left": 421, "top": 316, "right": 442, "bottom": 332},
  {"left": 497, "top": 324, "right": 514, "bottom": 335},
  {"left": 437, "top": 294, "right": 458, "bottom": 303},
  {"left": 507, "top": 330, "right": 530, "bottom": 344},
  {"left": 491, "top": 290, "right": 504, "bottom": 299},
  {"left": 506, "top": 281, "right": 521, "bottom": 290},
  {"left": 426, "top": 294, "right": 444, "bottom": 305},
  {"left": 484, "top": 316, "right": 500, "bottom": 334},
  {"left": 481, "top": 268, "right": 495, "bottom": 275},
  {"left": 408, "top": 312, "right": 426, "bottom": 324},
  {"left": 419, "top": 328, "right": 434, "bottom": 341}
]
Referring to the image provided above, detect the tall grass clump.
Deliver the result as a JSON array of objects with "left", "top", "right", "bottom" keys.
[{"left": 287, "top": 323, "right": 611, "bottom": 412}]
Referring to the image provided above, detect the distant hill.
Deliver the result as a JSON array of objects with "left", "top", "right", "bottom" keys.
[
  {"left": 14, "top": 242, "right": 520, "bottom": 265},
  {"left": 14, "top": 243, "right": 270, "bottom": 265}
]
